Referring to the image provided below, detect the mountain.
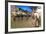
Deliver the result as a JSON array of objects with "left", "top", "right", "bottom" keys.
[{"left": 16, "top": 6, "right": 32, "bottom": 13}]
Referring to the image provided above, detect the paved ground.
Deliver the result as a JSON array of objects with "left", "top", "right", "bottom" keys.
[{"left": 11, "top": 16, "right": 41, "bottom": 28}]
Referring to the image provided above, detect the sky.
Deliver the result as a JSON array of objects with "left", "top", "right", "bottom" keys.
[{"left": 16, "top": 5, "right": 33, "bottom": 12}]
